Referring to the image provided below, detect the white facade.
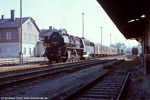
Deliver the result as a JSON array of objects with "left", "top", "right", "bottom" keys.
[
  {"left": 21, "top": 18, "right": 41, "bottom": 57},
  {"left": 22, "top": 43, "right": 36, "bottom": 57}
]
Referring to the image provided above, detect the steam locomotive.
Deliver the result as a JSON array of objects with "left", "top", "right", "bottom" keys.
[{"left": 44, "top": 29, "right": 123, "bottom": 62}]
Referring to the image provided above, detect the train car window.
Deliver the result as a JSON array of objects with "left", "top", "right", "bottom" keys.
[
  {"left": 83, "top": 39, "right": 90, "bottom": 46},
  {"left": 90, "top": 42, "right": 95, "bottom": 46}
]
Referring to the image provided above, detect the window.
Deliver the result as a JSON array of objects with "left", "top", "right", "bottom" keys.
[
  {"left": 24, "top": 33, "right": 26, "bottom": 40},
  {"left": 28, "top": 23, "right": 32, "bottom": 30},
  {"left": 29, "top": 48, "right": 31, "bottom": 55},
  {"left": 34, "top": 35, "right": 37, "bottom": 41},
  {"left": 7, "top": 48, "right": 11, "bottom": 53},
  {"left": 23, "top": 47, "right": 26, "bottom": 55},
  {"left": 6, "top": 32, "right": 11, "bottom": 40},
  {"left": 29, "top": 34, "right": 31, "bottom": 41},
  {"left": 30, "top": 24, "right": 32, "bottom": 30},
  {"left": 28, "top": 23, "right": 30, "bottom": 29}
]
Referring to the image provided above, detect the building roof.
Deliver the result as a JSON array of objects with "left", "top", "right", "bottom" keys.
[
  {"left": 39, "top": 28, "right": 58, "bottom": 37},
  {"left": 0, "top": 17, "right": 40, "bottom": 32},
  {"left": 97, "top": 0, "right": 150, "bottom": 40},
  {"left": 0, "top": 17, "right": 29, "bottom": 28},
  {"left": 39, "top": 29, "right": 53, "bottom": 37}
]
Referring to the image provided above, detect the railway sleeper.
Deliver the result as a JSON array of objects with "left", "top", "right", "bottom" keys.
[
  {"left": 93, "top": 86, "right": 120, "bottom": 89},
  {"left": 89, "top": 88, "right": 119, "bottom": 92},
  {"left": 95, "top": 84, "right": 122, "bottom": 87},
  {"left": 100, "top": 80, "right": 124, "bottom": 84},
  {"left": 83, "top": 92, "right": 118, "bottom": 97},
  {"left": 81, "top": 94, "right": 116, "bottom": 99},
  {"left": 86, "top": 91, "right": 118, "bottom": 95},
  {"left": 78, "top": 98, "right": 111, "bottom": 100},
  {"left": 96, "top": 83, "right": 122, "bottom": 85}
]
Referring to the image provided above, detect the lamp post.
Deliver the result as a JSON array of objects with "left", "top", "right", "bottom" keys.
[
  {"left": 115, "top": 38, "right": 117, "bottom": 44},
  {"left": 19, "top": 0, "right": 23, "bottom": 65},
  {"left": 110, "top": 34, "right": 112, "bottom": 47},
  {"left": 82, "top": 13, "right": 84, "bottom": 38},
  {"left": 101, "top": 27, "right": 103, "bottom": 54}
]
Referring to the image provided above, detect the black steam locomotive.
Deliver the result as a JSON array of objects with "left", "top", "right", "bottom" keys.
[
  {"left": 44, "top": 29, "right": 123, "bottom": 62},
  {"left": 44, "top": 30, "right": 84, "bottom": 62}
]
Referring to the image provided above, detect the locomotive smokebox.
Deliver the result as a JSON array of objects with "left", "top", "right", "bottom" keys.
[{"left": 49, "top": 32, "right": 64, "bottom": 47}]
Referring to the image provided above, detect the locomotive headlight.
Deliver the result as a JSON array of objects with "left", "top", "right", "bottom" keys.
[{"left": 43, "top": 43, "right": 50, "bottom": 47}]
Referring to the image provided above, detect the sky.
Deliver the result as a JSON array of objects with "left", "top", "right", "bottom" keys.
[{"left": 0, "top": 0, "right": 139, "bottom": 47}]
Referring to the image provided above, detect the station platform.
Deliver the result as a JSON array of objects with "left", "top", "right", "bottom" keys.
[{"left": 0, "top": 57, "right": 48, "bottom": 66}]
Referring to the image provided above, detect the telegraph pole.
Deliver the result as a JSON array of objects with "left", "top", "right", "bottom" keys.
[
  {"left": 19, "top": 0, "right": 23, "bottom": 65},
  {"left": 115, "top": 38, "right": 117, "bottom": 44},
  {"left": 82, "top": 13, "right": 84, "bottom": 38},
  {"left": 110, "top": 34, "right": 112, "bottom": 47},
  {"left": 101, "top": 27, "right": 103, "bottom": 54}
]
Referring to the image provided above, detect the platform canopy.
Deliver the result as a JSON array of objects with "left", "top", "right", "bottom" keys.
[{"left": 97, "top": 0, "right": 150, "bottom": 41}]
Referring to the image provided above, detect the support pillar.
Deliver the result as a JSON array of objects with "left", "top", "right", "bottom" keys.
[
  {"left": 143, "top": 15, "right": 150, "bottom": 75},
  {"left": 144, "top": 54, "right": 150, "bottom": 75}
]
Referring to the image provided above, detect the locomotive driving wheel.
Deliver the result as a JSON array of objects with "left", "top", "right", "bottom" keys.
[{"left": 57, "top": 56, "right": 63, "bottom": 63}]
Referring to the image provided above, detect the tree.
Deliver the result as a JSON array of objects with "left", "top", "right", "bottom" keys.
[
  {"left": 113, "top": 43, "right": 127, "bottom": 49},
  {"left": 110, "top": 44, "right": 116, "bottom": 48},
  {"left": 121, "top": 43, "right": 126, "bottom": 49}
]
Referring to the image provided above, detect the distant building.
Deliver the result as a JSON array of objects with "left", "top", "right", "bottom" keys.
[
  {"left": 0, "top": 10, "right": 43, "bottom": 58},
  {"left": 39, "top": 26, "right": 57, "bottom": 41}
]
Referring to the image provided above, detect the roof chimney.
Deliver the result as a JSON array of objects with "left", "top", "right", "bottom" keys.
[
  {"left": 1, "top": 15, "right": 4, "bottom": 20},
  {"left": 49, "top": 26, "right": 53, "bottom": 31},
  {"left": 11, "top": 10, "right": 15, "bottom": 21}
]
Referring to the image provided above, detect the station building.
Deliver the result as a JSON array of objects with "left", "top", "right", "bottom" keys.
[{"left": 0, "top": 10, "right": 44, "bottom": 57}]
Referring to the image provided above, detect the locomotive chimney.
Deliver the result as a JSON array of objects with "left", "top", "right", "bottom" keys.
[{"left": 11, "top": 10, "right": 15, "bottom": 21}]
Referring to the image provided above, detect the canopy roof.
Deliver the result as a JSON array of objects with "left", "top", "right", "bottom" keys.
[{"left": 97, "top": 0, "right": 150, "bottom": 40}]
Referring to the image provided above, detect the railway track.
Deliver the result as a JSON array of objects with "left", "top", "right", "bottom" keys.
[
  {"left": 62, "top": 72, "right": 130, "bottom": 100},
  {"left": 0, "top": 59, "right": 117, "bottom": 88},
  {"left": 0, "top": 55, "right": 123, "bottom": 68}
]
